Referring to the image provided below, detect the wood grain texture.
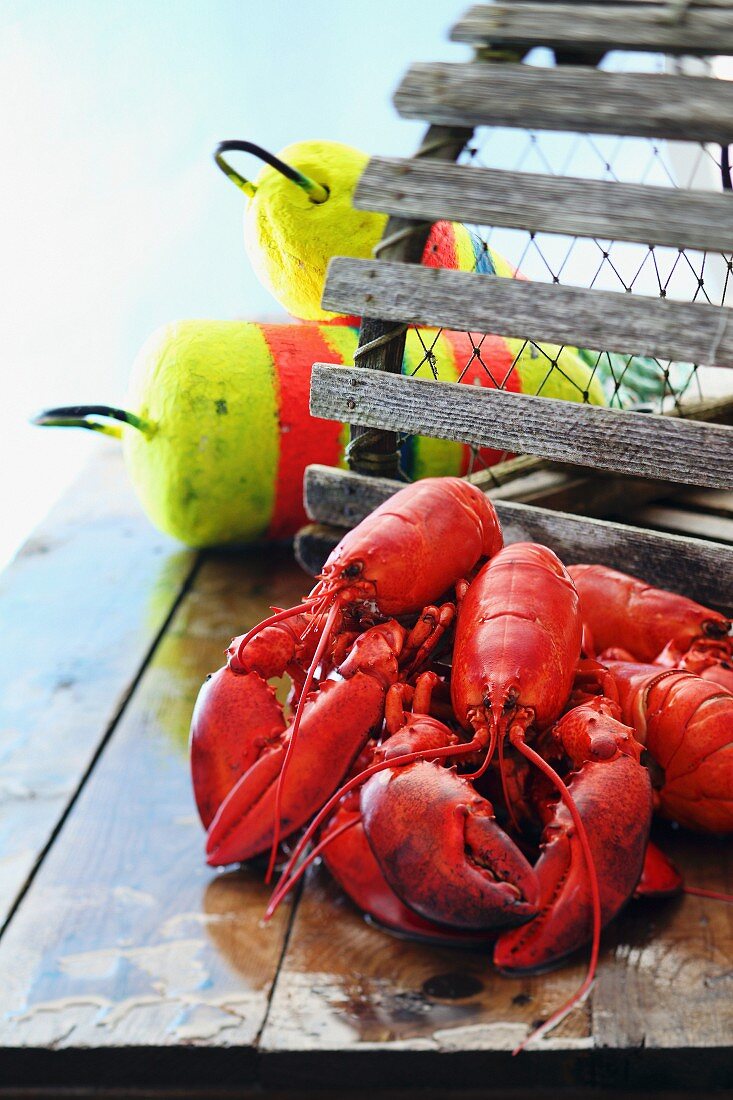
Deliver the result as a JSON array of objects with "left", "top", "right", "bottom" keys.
[
  {"left": 452, "top": 3, "right": 733, "bottom": 54},
  {"left": 260, "top": 865, "right": 590, "bottom": 1088},
  {"left": 309, "top": 365, "right": 733, "bottom": 491},
  {"left": 261, "top": 844, "right": 732, "bottom": 1091},
  {"left": 467, "top": 396, "right": 733, "bottom": 504},
  {"left": 302, "top": 465, "right": 733, "bottom": 611},
  {"left": 355, "top": 158, "right": 733, "bottom": 254},
  {"left": 591, "top": 825, "right": 733, "bottom": 1062},
  {"left": 394, "top": 61, "right": 733, "bottom": 143},
  {"left": 0, "top": 447, "right": 196, "bottom": 931},
  {"left": 322, "top": 258, "right": 733, "bottom": 370},
  {"left": 0, "top": 550, "right": 309, "bottom": 1092}
]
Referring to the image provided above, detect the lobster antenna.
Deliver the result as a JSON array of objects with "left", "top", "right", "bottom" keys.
[
  {"left": 265, "top": 816, "right": 359, "bottom": 911},
  {"left": 32, "top": 405, "right": 153, "bottom": 439},
  {"left": 214, "top": 140, "right": 329, "bottom": 203},
  {"left": 265, "top": 598, "right": 342, "bottom": 883},
  {"left": 509, "top": 733, "right": 602, "bottom": 1056},
  {"left": 498, "top": 730, "right": 523, "bottom": 836},
  {"left": 685, "top": 885, "right": 733, "bottom": 903},
  {"left": 265, "top": 737, "right": 483, "bottom": 919}
]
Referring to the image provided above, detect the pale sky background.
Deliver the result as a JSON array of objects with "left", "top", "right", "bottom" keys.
[
  {"left": 0, "top": 0, "right": 470, "bottom": 569},
  {"left": 0, "top": 3, "right": 728, "bottom": 571}
]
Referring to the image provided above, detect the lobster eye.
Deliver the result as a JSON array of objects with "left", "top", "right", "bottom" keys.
[
  {"left": 702, "top": 618, "right": 730, "bottom": 639},
  {"left": 343, "top": 561, "right": 363, "bottom": 580}
]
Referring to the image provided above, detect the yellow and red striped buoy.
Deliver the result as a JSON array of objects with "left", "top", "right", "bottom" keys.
[{"left": 35, "top": 311, "right": 602, "bottom": 547}]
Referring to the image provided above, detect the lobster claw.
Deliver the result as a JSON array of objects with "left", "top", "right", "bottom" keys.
[
  {"left": 361, "top": 760, "right": 540, "bottom": 930},
  {"left": 634, "top": 840, "right": 683, "bottom": 898},
  {"left": 322, "top": 796, "right": 493, "bottom": 946},
  {"left": 206, "top": 672, "right": 386, "bottom": 866},
  {"left": 190, "top": 667, "right": 286, "bottom": 829},
  {"left": 494, "top": 704, "right": 652, "bottom": 974}
]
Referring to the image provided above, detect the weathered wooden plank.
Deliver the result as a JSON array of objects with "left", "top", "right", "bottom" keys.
[
  {"left": 592, "top": 825, "right": 733, "bottom": 1062},
  {"left": 323, "top": 259, "right": 733, "bottom": 371},
  {"left": 310, "top": 366, "right": 733, "bottom": 491},
  {"left": 394, "top": 61, "right": 733, "bottom": 143},
  {"left": 261, "top": 847, "right": 732, "bottom": 1091},
  {"left": 452, "top": 3, "right": 733, "bottom": 55},
  {"left": 355, "top": 158, "right": 733, "bottom": 254},
  {"left": 0, "top": 447, "right": 196, "bottom": 931},
  {"left": 625, "top": 503, "right": 733, "bottom": 543},
  {"left": 0, "top": 550, "right": 307, "bottom": 1093},
  {"left": 301, "top": 465, "right": 733, "bottom": 611},
  {"left": 260, "top": 864, "right": 590, "bottom": 1088},
  {"left": 468, "top": 395, "right": 733, "bottom": 503}
]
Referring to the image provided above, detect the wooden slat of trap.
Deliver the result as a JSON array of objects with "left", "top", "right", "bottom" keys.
[
  {"left": 302, "top": 464, "right": 733, "bottom": 611},
  {"left": 323, "top": 258, "right": 733, "bottom": 370},
  {"left": 0, "top": 448, "right": 196, "bottom": 931},
  {"left": 395, "top": 62, "right": 733, "bottom": 143},
  {"left": 0, "top": 550, "right": 306, "bottom": 1093},
  {"left": 355, "top": 158, "right": 733, "bottom": 254},
  {"left": 452, "top": 2, "right": 733, "bottom": 55},
  {"left": 310, "top": 365, "right": 733, "bottom": 492}
]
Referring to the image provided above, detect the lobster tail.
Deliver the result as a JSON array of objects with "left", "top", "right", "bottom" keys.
[{"left": 609, "top": 662, "right": 733, "bottom": 834}]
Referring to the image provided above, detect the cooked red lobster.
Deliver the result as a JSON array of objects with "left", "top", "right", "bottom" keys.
[{"left": 189, "top": 477, "right": 732, "bottom": 1052}]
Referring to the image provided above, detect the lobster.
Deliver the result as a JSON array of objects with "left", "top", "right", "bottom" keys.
[
  {"left": 605, "top": 660, "right": 733, "bottom": 834},
  {"left": 264, "top": 669, "right": 540, "bottom": 930},
  {"left": 569, "top": 564, "right": 733, "bottom": 691},
  {"left": 191, "top": 477, "right": 503, "bottom": 875},
  {"left": 265, "top": 544, "right": 653, "bottom": 1052},
  {"left": 189, "top": 481, "right": 729, "bottom": 1055}
]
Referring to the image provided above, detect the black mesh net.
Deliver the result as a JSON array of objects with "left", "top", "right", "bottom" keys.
[{"left": 398, "top": 52, "right": 733, "bottom": 477}]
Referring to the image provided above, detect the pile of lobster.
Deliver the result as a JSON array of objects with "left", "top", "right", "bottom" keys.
[{"left": 189, "top": 477, "right": 733, "bottom": 1050}]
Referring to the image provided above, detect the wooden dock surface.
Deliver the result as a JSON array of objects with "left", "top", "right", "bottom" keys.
[{"left": 0, "top": 450, "right": 731, "bottom": 1098}]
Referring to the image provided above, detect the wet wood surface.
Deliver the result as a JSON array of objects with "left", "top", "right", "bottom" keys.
[
  {"left": 1, "top": 453, "right": 732, "bottom": 1095},
  {"left": 0, "top": 544, "right": 306, "bottom": 1092},
  {"left": 0, "top": 446, "right": 196, "bottom": 930}
]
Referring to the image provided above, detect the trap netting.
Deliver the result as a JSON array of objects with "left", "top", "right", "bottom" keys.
[{"left": 398, "top": 52, "right": 733, "bottom": 477}]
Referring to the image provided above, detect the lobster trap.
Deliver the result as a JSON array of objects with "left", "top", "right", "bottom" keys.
[{"left": 298, "top": 0, "right": 733, "bottom": 616}]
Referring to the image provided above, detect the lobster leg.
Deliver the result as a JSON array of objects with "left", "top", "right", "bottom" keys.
[
  {"left": 635, "top": 840, "right": 683, "bottom": 898},
  {"left": 494, "top": 701, "right": 652, "bottom": 974}
]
